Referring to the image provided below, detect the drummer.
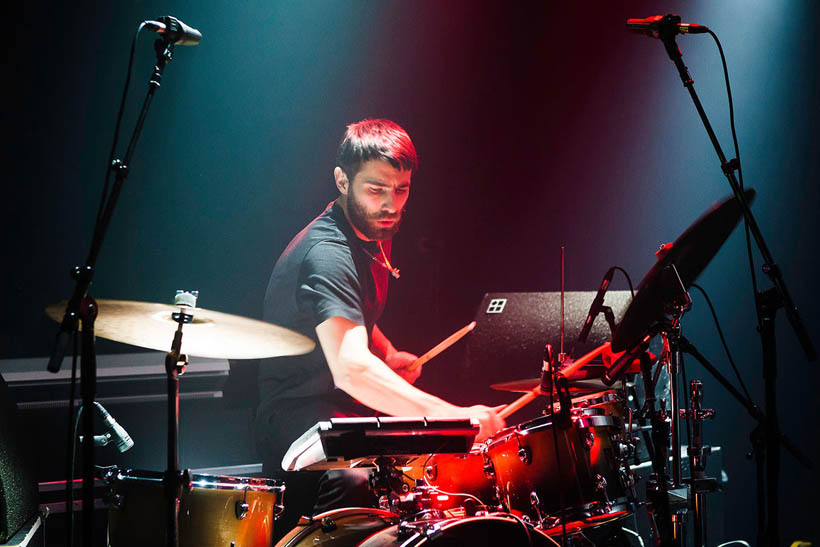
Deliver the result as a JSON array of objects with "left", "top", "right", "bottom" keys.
[{"left": 255, "top": 118, "right": 504, "bottom": 538}]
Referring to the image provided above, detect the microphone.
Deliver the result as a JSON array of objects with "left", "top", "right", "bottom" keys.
[
  {"left": 626, "top": 14, "right": 708, "bottom": 39},
  {"left": 144, "top": 16, "right": 202, "bottom": 46},
  {"left": 578, "top": 267, "right": 615, "bottom": 344},
  {"left": 602, "top": 336, "right": 651, "bottom": 386},
  {"left": 540, "top": 344, "right": 554, "bottom": 394},
  {"left": 94, "top": 402, "right": 134, "bottom": 452}
]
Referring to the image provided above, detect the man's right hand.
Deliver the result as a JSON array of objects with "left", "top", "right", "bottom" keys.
[{"left": 461, "top": 405, "right": 505, "bottom": 442}]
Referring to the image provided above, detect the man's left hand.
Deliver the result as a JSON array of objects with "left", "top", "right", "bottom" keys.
[{"left": 385, "top": 351, "right": 421, "bottom": 384}]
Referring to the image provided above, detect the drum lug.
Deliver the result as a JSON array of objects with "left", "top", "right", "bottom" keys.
[
  {"left": 235, "top": 486, "right": 250, "bottom": 520},
  {"left": 234, "top": 500, "right": 249, "bottom": 520},
  {"left": 584, "top": 431, "right": 595, "bottom": 450},
  {"left": 529, "top": 491, "right": 546, "bottom": 525},
  {"left": 518, "top": 446, "right": 532, "bottom": 465},
  {"left": 595, "top": 474, "right": 611, "bottom": 504},
  {"left": 273, "top": 503, "right": 285, "bottom": 520},
  {"left": 424, "top": 463, "right": 437, "bottom": 481},
  {"left": 320, "top": 516, "right": 337, "bottom": 532}
]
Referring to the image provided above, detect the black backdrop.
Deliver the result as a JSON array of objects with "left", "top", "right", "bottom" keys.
[{"left": 6, "top": 1, "right": 819, "bottom": 543}]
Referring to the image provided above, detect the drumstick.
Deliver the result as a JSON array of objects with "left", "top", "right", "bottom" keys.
[
  {"left": 407, "top": 321, "right": 476, "bottom": 372},
  {"left": 498, "top": 388, "right": 539, "bottom": 419},
  {"left": 497, "top": 342, "right": 610, "bottom": 420},
  {"left": 557, "top": 342, "right": 609, "bottom": 379}
]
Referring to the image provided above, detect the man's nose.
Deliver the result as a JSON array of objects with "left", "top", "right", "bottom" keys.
[{"left": 382, "top": 192, "right": 398, "bottom": 213}]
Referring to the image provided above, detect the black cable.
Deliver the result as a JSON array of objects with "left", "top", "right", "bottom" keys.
[
  {"left": 64, "top": 331, "right": 79, "bottom": 547},
  {"left": 94, "top": 23, "right": 145, "bottom": 233},
  {"left": 690, "top": 283, "right": 753, "bottom": 402},
  {"left": 708, "top": 30, "right": 760, "bottom": 332},
  {"left": 613, "top": 266, "right": 635, "bottom": 298}
]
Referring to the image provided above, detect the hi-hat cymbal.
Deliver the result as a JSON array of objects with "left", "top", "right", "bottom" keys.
[{"left": 45, "top": 299, "right": 315, "bottom": 360}]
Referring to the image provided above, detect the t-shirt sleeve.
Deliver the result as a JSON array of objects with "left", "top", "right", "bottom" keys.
[{"left": 296, "top": 240, "right": 365, "bottom": 326}]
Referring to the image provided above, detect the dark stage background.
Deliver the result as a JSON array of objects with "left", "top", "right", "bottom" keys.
[{"left": 5, "top": 1, "right": 819, "bottom": 543}]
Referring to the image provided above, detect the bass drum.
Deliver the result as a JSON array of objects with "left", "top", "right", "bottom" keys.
[
  {"left": 275, "top": 507, "right": 399, "bottom": 547},
  {"left": 106, "top": 468, "right": 284, "bottom": 547},
  {"left": 358, "top": 515, "right": 555, "bottom": 546}
]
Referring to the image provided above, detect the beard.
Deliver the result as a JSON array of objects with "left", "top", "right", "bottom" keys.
[{"left": 346, "top": 192, "right": 402, "bottom": 241}]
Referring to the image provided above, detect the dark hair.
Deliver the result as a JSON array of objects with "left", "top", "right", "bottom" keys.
[{"left": 336, "top": 119, "right": 418, "bottom": 179}]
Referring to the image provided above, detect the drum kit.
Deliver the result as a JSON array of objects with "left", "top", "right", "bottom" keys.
[{"left": 42, "top": 190, "right": 770, "bottom": 546}]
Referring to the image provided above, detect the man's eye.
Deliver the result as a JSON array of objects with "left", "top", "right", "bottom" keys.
[
  {"left": 396, "top": 187, "right": 409, "bottom": 195},
  {"left": 368, "top": 187, "right": 382, "bottom": 194}
]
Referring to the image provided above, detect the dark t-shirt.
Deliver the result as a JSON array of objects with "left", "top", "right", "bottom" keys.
[{"left": 255, "top": 201, "right": 391, "bottom": 467}]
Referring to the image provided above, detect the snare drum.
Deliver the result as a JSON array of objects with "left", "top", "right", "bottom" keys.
[
  {"left": 485, "top": 414, "right": 633, "bottom": 527},
  {"left": 106, "top": 468, "right": 284, "bottom": 547}
]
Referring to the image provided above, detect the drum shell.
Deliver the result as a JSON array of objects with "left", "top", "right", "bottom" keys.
[
  {"left": 358, "top": 515, "right": 554, "bottom": 546},
  {"left": 422, "top": 448, "right": 496, "bottom": 512},
  {"left": 274, "top": 507, "right": 398, "bottom": 547},
  {"left": 486, "top": 414, "right": 625, "bottom": 520},
  {"left": 107, "top": 469, "right": 283, "bottom": 547}
]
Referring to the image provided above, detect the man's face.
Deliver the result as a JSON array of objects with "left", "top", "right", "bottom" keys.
[{"left": 340, "top": 160, "right": 411, "bottom": 241}]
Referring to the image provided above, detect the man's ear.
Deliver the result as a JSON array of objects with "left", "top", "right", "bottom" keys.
[{"left": 334, "top": 167, "right": 349, "bottom": 195}]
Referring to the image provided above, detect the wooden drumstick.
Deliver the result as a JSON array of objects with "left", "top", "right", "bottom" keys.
[
  {"left": 407, "top": 321, "right": 476, "bottom": 372},
  {"left": 499, "top": 388, "right": 540, "bottom": 419},
  {"left": 557, "top": 342, "right": 609, "bottom": 379},
  {"left": 497, "top": 342, "right": 610, "bottom": 420}
]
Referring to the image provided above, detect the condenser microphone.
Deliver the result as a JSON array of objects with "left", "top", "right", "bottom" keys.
[
  {"left": 144, "top": 16, "right": 202, "bottom": 46},
  {"left": 94, "top": 402, "right": 134, "bottom": 452},
  {"left": 626, "top": 14, "right": 708, "bottom": 39}
]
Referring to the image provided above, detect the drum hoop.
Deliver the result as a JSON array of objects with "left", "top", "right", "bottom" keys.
[
  {"left": 487, "top": 414, "right": 619, "bottom": 447},
  {"left": 112, "top": 468, "right": 285, "bottom": 493}
]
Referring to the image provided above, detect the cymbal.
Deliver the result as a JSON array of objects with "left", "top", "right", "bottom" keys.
[
  {"left": 45, "top": 299, "right": 315, "bottom": 360},
  {"left": 491, "top": 377, "right": 613, "bottom": 395},
  {"left": 611, "top": 189, "right": 755, "bottom": 352}
]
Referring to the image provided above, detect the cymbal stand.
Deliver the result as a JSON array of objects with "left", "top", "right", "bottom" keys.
[
  {"left": 680, "top": 380, "right": 718, "bottom": 547},
  {"left": 164, "top": 290, "right": 196, "bottom": 547},
  {"left": 653, "top": 14, "right": 817, "bottom": 545},
  {"left": 45, "top": 33, "right": 177, "bottom": 545},
  {"left": 642, "top": 264, "right": 692, "bottom": 546}
]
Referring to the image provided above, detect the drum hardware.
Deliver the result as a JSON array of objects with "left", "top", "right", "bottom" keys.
[
  {"left": 680, "top": 379, "right": 719, "bottom": 546},
  {"left": 234, "top": 487, "right": 249, "bottom": 520}
]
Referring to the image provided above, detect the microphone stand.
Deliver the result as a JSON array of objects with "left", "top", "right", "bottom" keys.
[
  {"left": 45, "top": 36, "right": 176, "bottom": 544},
  {"left": 652, "top": 15, "right": 817, "bottom": 546}
]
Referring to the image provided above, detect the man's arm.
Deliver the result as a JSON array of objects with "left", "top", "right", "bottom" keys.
[
  {"left": 316, "top": 316, "right": 503, "bottom": 440},
  {"left": 371, "top": 324, "right": 420, "bottom": 384}
]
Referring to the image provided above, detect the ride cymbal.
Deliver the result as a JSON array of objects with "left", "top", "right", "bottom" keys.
[{"left": 45, "top": 299, "right": 315, "bottom": 360}]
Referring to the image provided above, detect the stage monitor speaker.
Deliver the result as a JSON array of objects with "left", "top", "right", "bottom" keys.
[{"left": 0, "top": 375, "right": 39, "bottom": 543}]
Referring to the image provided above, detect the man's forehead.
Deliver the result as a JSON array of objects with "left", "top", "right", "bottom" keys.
[{"left": 356, "top": 160, "right": 412, "bottom": 183}]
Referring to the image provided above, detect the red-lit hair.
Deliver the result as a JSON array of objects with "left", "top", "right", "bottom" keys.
[{"left": 336, "top": 118, "right": 418, "bottom": 178}]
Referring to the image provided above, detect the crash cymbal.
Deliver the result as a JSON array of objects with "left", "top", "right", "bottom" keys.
[
  {"left": 611, "top": 189, "right": 755, "bottom": 352},
  {"left": 45, "top": 299, "right": 315, "bottom": 360}
]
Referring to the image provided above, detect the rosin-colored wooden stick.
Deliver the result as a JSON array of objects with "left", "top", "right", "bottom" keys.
[
  {"left": 557, "top": 342, "right": 610, "bottom": 379},
  {"left": 407, "top": 321, "right": 477, "bottom": 372},
  {"left": 498, "top": 389, "right": 540, "bottom": 420}
]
